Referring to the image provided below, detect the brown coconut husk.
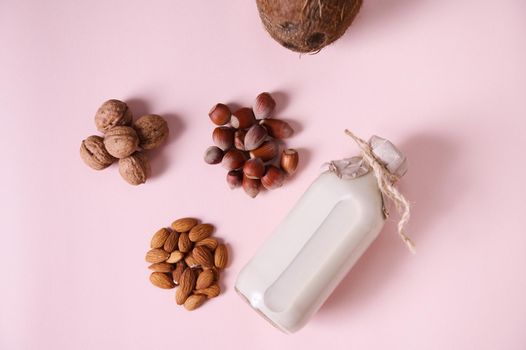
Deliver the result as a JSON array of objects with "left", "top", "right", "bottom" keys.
[{"left": 256, "top": 0, "right": 362, "bottom": 53}]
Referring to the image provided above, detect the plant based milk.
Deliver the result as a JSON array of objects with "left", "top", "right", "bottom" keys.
[{"left": 235, "top": 134, "right": 409, "bottom": 333}]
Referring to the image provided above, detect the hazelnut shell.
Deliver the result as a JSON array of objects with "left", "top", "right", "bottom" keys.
[
  {"left": 133, "top": 114, "right": 169, "bottom": 150},
  {"left": 80, "top": 135, "right": 115, "bottom": 170},
  {"left": 253, "top": 92, "right": 276, "bottom": 119},
  {"left": 226, "top": 170, "right": 243, "bottom": 189},
  {"left": 280, "top": 149, "right": 299, "bottom": 175},
  {"left": 243, "top": 158, "right": 265, "bottom": 179},
  {"left": 250, "top": 140, "right": 279, "bottom": 162},
  {"left": 261, "top": 165, "right": 285, "bottom": 189},
  {"left": 244, "top": 124, "right": 268, "bottom": 151},
  {"left": 260, "top": 119, "right": 294, "bottom": 139},
  {"left": 242, "top": 175, "right": 261, "bottom": 198},
  {"left": 209, "top": 103, "right": 232, "bottom": 125},
  {"left": 204, "top": 146, "right": 224, "bottom": 165},
  {"left": 213, "top": 127, "right": 235, "bottom": 151},
  {"left": 234, "top": 129, "right": 247, "bottom": 151},
  {"left": 231, "top": 108, "right": 256, "bottom": 129},
  {"left": 94, "top": 99, "right": 132, "bottom": 133},
  {"left": 222, "top": 149, "right": 247, "bottom": 171}
]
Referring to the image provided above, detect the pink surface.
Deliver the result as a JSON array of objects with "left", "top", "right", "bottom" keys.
[{"left": 1, "top": 0, "right": 525, "bottom": 349}]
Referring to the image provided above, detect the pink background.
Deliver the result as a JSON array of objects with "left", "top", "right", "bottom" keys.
[{"left": 1, "top": 0, "right": 525, "bottom": 349}]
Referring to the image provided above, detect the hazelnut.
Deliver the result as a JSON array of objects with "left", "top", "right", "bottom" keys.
[
  {"left": 222, "top": 149, "right": 247, "bottom": 170},
  {"left": 133, "top": 114, "right": 169, "bottom": 150},
  {"left": 103, "top": 126, "right": 139, "bottom": 158},
  {"left": 242, "top": 175, "right": 261, "bottom": 198},
  {"left": 249, "top": 140, "right": 279, "bottom": 161},
  {"left": 204, "top": 146, "right": 224, "bottom": 164},
  {"left": 243, "top": 158, "right": 265, "bottom": 179},
  {"left": 261, "top": 165, "right": 285, "bottom": 189},
  {"left": 244, "top": 124, "right": 268, "bottom": 151},
  {"left": 253, "top": 92, "right": 276, "bottom": 119},
  {"left": 226, "top": 170, "right": 243, "bottom": 189},
  {"left": 94, "top": 99, "right": 132, "bottom": 133},
  {"left": 260, "top": 119, "right": 294, "bottom": 139},
  {"left": 212, "top": 126, "right": 235, "bottom": 151},
  {"left": 234, "top": 129, "right": 247, "bottom": 151},
  {"left": 80, "top": 135, "right": 115, "bottom": 170},
  {"left": 118, "top": 152, "right": 151, "bottom": 185},
  {"left": 231, "top": 108, "right": 256, "bottom": 129},
  {"left": 280, "top": 149, "right": 299, "bottom": 175},
  {"left": 209, "top": 103, "right": 231, "bottom": 125}
]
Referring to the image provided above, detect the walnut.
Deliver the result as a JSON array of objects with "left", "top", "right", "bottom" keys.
[
  {"left": 133, "top": 114, "right": 169, "bottom": 150},
  {"left": 94, "top": 99, "right": 132, "bottom": 133},
  {"left": 103, "top": 126, "right": 139, "bottom": 159},
  {"left": 119, "top": 152, "right": 151, "bottom": 185},
  {"left": 80, "top": 135, "right": 115, "bottom": 170}
]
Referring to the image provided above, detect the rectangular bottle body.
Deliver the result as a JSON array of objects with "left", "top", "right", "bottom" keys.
[{"left": 236, "top": 172, "right": 386, "bottom": 333}]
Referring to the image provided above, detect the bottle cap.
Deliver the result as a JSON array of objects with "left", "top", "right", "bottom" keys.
[{"left": 369, "top": 135, "right": 407, "bottom": 178}]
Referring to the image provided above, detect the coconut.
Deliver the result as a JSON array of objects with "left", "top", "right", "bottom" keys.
[{"left": 256, "top": 0, "right": 362, "bottom": 53}]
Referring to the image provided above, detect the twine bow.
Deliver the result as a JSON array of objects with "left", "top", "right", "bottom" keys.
[{"left": 344, "top": 130, "right": 415, "bottom": 253}]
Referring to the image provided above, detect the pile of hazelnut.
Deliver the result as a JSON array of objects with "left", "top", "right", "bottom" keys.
[
  {"left": 204, "top": 92, "right": 299, "bottom": 197},
  {"left": 80, "top": 99, "right": 169, "bottom": 185}
]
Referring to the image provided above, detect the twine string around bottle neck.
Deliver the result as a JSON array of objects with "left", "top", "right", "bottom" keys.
[{"left": 345, "top": 129, "right": 415, "bottom": 253}]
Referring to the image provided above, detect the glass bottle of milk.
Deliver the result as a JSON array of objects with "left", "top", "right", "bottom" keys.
[{"left": 235, "top": 132, "right": 413, "bottom": 333}]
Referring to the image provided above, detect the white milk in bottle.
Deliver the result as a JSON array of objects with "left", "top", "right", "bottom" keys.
[{"left": 235, "top": 133, "right": 413, "bottom": 333}]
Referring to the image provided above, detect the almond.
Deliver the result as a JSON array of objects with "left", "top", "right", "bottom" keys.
[
  {"left": 175, "top": 288, "right": 188, "bottom": 305},
  {"left": 150, "top": 228, "right": 170, "bottom": 248},
  {"left": 178, "top": 232, "right": 193, "bottom": 253},
  {"left": 189, "top": 223, "right": 214, "bottom": 242},
  {"left": 163, "top": 231, "right": 179, "bottom": 252},
  {"left": 172, "top": 261, "right": 186, "bottom": 284},
  {"left": 146, "top": 217, "right": 230, "bottom": 311},
  {"left": 196, "top": 269, "right": 215, "bottom": 290},
  {"left": 176, "top": 268, "right": 196, "bottom": 304},
  {"left": 148, "top": 262, "right": 175, "bottom": 273},
  {"left": 165, "top": 250, "right": 184, "bottom": 264},
  {"left": 149, "top": 272, "right": 175, "bottom": 289},
  {"left": 192, "top": 246, "right": 214, "bottom": 268},
  {"left": 171, "top": 217, "right": 198, "bottom": 232},
  {"left": 145, "top": 248, "right": 170, "bottom": 263},
  {"left": 185, "top": 254, "right": 199, "bottom": 268},
  {"left": 184, "top": 294, "right": 207, "bottom": 311},
  {"left": 195, "top": 237, "right": 218, "bottom": 251},
  {"left": 214, "top": 244, "right": 228, "bottom": 269},
  {"left": 195, "top": 284, "right": 221, "bottom": 298},
  {"left": 210, "top": 267, "right": 220, "bottom": 281}
]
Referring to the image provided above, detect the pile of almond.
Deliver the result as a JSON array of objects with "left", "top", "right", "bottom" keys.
[
  {"left": 204, "top": 92, "right": 299, "bottom": 198},
  {"left": 145, "top": 217, "right": 229, "bottom": 311}
]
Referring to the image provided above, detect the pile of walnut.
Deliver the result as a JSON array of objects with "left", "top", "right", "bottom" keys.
[
  {"left": 80, "top": 99, "right": 169, "bottom": 185},
  {"left": 145, "top": 218, "right": 229, "bottom": 311},
  {"left": 204, "top": 92, "right": 299, "bottom": 198}
]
